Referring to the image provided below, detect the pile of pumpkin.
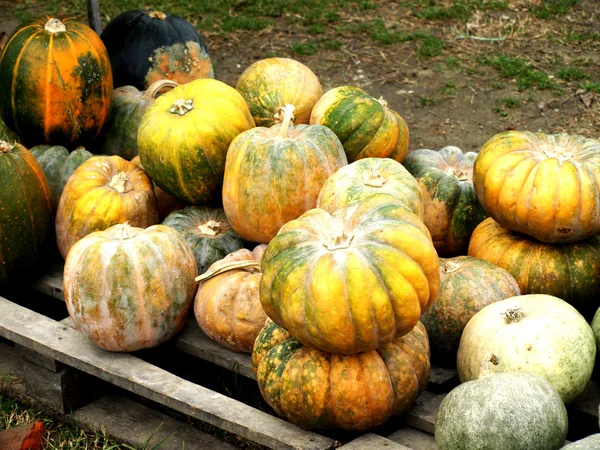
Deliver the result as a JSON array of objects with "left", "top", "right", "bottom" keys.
[{"left": 2, "top": 10, "right": 600, "bottom": 450}]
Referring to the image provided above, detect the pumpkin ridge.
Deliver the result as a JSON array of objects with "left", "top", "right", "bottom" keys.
[
  {"left": 496, "top": 155, "right": 537, "bottom": 223},
  {"left": 20, "top": 152, "right": 53, "bottom": 212},
  {"left": 10, "top": 32, "right": 42, "bottom": 134}
]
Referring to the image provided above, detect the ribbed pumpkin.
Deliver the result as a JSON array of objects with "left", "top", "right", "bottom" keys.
[
  {"left": 100, "top": 9, "right": 213, "bottom": 90},
  {"left": 162, "top": 206, "right": 247, "bottom": 275},
  {"left": 421, "top": 256, "right": 520, "bottom": 364},
  {"left": 0, "top": 16, "right": 112, "bottom": 146},
  {"left": 0, "top": 140, "right": 53, "bottom": 283},
  {"left": 223, "top": 104, "right": 348, "bottom": 244},
  {"left": 457, "top": 294, "right": 596, "bottom": 404},
  {"left": 30, "top": 145, "right": 94, "bottom": 210},
  {"left": 235, "top": 57, "right": 322, "bottom": 127},
  {"left": 194, "top": 245, "right": 268, "bottom": 353},
  {"left": 403, "top": 146, "right": 487, "bottom": 256},
  {"left": 252, "top": 319, "right": 430, "bottom": 431},
  {"left": 310, "top": 86, "right": 409, "bottom": 163},
  {"left": 96, "top": 80, "right": 178, "bottom": 160},
  {"left": 317, "top": 157, "right": 423, "bottom": 218},
  {"left": 138, "top": 78, "right": 255, "bottom": 205},
  {"left": 260, "top": 194, "right": 440, "bottom": 354},
  {"left": 468, "top": 217, "right": 600, "bottom": 320},
  {"left": 63, "top": 223, "right": 197, "bottom": 352},
  {"left": 55, "top": 155, "right": 158, "bottom": 259},
  {"left": 474, "top": 131, "right": 600, "bottom": 243},
  {"left": 0, "top": 117, "right": 19, "bottom": 143}
]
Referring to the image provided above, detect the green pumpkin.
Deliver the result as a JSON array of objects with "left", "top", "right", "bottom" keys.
[
  {"left": 162, "top": 206, "right": 247, "bottom": 274},
  {"left": 435, "top": 372, "right": 568, "bottom": 450},
  {"left": 29, "top": 145, "right": 94, "bottom": 210},
  {"left": 561, "top": 435, "right": 600, "bottom": 449}
]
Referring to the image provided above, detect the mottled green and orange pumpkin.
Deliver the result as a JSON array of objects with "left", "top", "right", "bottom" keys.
[
  {"left": 138, "top": 78, "right": 255, "bottom": 205},
  {"left": 403, "top": 146, "right": 487, "bottom": 256},
  {"left": 236, "top": 57, "right": 322, "bottom": 127},
  {"left": 100, "top": 9, "right": 213, "bottom": 90},
  {"left": 468, "top": 217, "right": 600, "bottom": 320},
  {"left": 317, "top": 157, "right": 423, "bottom": 218},
  {"left": 252, "top": 319, "right": 430, "bottom": 431},
  {"left": 0, "top": 140, "right": 54, "bottom": 283},
  {"left": 310, "top": 86, "right": 409, "bottom": 163},
  {"left": 421, "top": 256, "right": 520, "bottom": 364},
  {"left": 260, "top": 194, "right": 440, "bottom": 354},
  {"left": 223, "top": 104, "right": 347, "bottom": 244},
  {"left": 55, "top": 155, "right": 158, "bottom": 259},
  {"left": 63, "top": 222, "right": 198, "bottom": 352},
  {"left": 0, "top": 16, "right": 113, "bottom": 146},
  {"left": 474, "top": 131, "right": 600, "bottom": 243},
  {"left": 194, "top": 245, "right": 268, "bottom": 353}
]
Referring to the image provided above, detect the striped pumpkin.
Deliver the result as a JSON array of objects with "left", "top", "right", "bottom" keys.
[{"left": 0, "top": 16, "right": 113, "bottom": 146}]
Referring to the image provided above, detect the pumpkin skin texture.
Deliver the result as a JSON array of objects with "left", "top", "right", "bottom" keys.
[
  {"left": 474, "top": 131, "right": 600, "bottom": 243},
  {"left": 561, "top": 434, "right": 600, "bottom": 449},
  {"left": 403, "top": 146, "right": 487, "bottom": 256},
  {"left": 0, "top": 17, "right": 112, "bottom": 146},
  {"left": 138, "top": 78, "right": 255, "bottom": 205},
  {"left": 0, "top": 141, "right": 54, "bottom": 283},
  {"left": 456, "top": 294, "right": 596, "bottom": 405},
  {"left": 468, "top": 217, "right": 600, "bottom": 320},
  {"left": 100, "top": 9, "right": 213, "bottom": 90},
  {"left": 0, "top": 117, "right": 19, "bottom": 143},
  {"left": 222, "top": 105, "right": 348, "bottom": 244},
  {"left": 162, "top": 206, "right": 247, "bottom": 275},
  {"left": 435, "top": 372, "right": 568, "bottom": 450},
  {"left": 63, "top": 223, "right": 197, "bottom": 352},
  {"left": 317, "top": 157, "right": 423, "bottom": 218},
  {"left": 194, "top": 245, "right": 268, "bottom": 353},
  {"left": 309, "top": 86, "right": 409, "bottom": 163},
  {"left": 55, "top": 155, "right": 159, "bottom": 259},
  {"left": 252, "top": 320, "right": 430, "bottom": 431},
  {"left": 30, "top": 145, "right": 94, "bottom": 210},
  {"left": 592, "top": 308, "right": 600, "bottom": 355},
  {"left": 260, "top": 194, "right": 440, "bottom": 354},
  {"left": 235, "top": 58, "right": 322, "bottom": 127},
  {"left": 421, "top": 256, "right": 520, "bottom": 364}
]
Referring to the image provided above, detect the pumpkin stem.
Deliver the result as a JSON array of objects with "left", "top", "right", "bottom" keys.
[
  {"left": 170, "top": 99, "right": 194, "bottom": 116},
  {"left": 113, "top": 222, "right": 138, "bottom": 240},
  {"left": 195, "top": 260, "right": 262, "bottom": 283},
  {"left": 108, "top": 172, "right": 133, "bottom": 194},
  {"left": 0, "top": 140, "right": 14, "bottom": 153},
  {"left": 276, "top": 104, "right": 296, "bottom": 138},
  {"left": 377, "top": 96, "right": 388, "bottom": 108},
  {"left": 144, "top": 80, "right": 179, "bottom": 101},
  {"left": 504, "top": 307, "right": 524, "bottom": 324},
  {"left": 148, "top": 10, "right": 167, "bottom": 20},
  {"left": 197, "top": 220, "right": 222, "bottom": 236},
  {"left": 323, "top": 230, "right": 354, "bottom": 250},
  {"left": 442, "top": 261, "right": 461, "bottom": 274},
  {"left": 44, "top": 17, "right": 67, "bottom": 33},
  {"left": 362, "top": 167, "right": 387, "bottom": 187},
  {"left": 542, "top": 145, "right": 574, "bottom": 162},
  {"left": 449, "top": 168, "right": 469, "bottom": 181}
]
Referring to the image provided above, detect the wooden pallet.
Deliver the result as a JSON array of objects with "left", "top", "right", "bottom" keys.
[{"left": 1, "top": 261, "right": 598, "bottom": 449}]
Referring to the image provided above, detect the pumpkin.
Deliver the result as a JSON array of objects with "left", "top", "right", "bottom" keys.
[
  {"left": 309, "top": 85, "right": 409, "bottom": 163},
  {"left": 473, "top": 131, "right": 600, "bottom": 243},
  {"left": 235, "top": 57, "right": 322, "bottom": 127},
  {"left": 55, "top": 155, "right": 158, "bottom": 259},
  {"left": 162, "top": 206, "right": 247, "bottom": 274},
  {"left": 138, "top": 78, "right": 255, "bottom": 205},
  {"left": 194, "top": 245, "right": 268, "bottom": 353},
  {"left": 562, "top": 435, "right": 600, "bottom": 449},
  {"left": 252, "top": 319, "right": 430, "bottom": 431},
  {"left": 0, "top": 117, "right": 19, "bottom": 143},
  {"left": 593, "top": 309, "right": 600, "bottom": 355},
  {"left": 0, "top": 140, "right": 53, "bottom": 283},
  {"left": 223, "top": 104, "right": 347, "bottom": 244},
  {"left": 403, "top": 146, "right": 487, "bottom": 256},
  {"left": 435, "top": 372, "right": 568, "bottom": 450},
  {"left": 456, "top": 294, "right": 596, "bottom": 404},
  {"left": 100, "top": 9, "right": 213, "bottom": 90},
  {"left": 96, "top": 80, "right": 178, "bottom": 160},
  {"left": 260, "top": 194, "right": 440, "bottom": 354},
  {"left": 421, "top": 256, "right": 520, "bottom": 364},
  {"left": 0, "top": 16, "right": 112, "bottom": 146},
  {"left": 30, "top": 145, "right": 94, "bottom": 210},
  {"left": 63, "top": 222, "right": 197, "bottom": 352},
  {"left": 468, "top": 217, "right": 600, "bottom": 320},
  {"left": 317, "top": 157, "right": 423, "bottom": 218}
]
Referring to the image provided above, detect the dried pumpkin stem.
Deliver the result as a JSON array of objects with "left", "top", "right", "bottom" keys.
[
  {"left": 362, "top": 167, "right": 387, "bottom": 187},
  {"left": 144, "top": 80, "right": 179, "bottom": 100},
  {"left": 197, "top": 220, "right": 222, "bottom": 236},
  {"left": 504, "top": 307, "right": 524, "bottom": 324},
  {"left": 442, "top": 261, "right": 461, "bottom": 274},
  {"left": 0, "top": 141, "right": 14, "bottom": 153},
  {"left": 108, "top": 172, "right": 133, "bottom": 194},
  {"left": 277, "top": 104, "right": 296, "bottom": 138},
  {"left": 44, "top": 17, "right": 66, "bottom": 33},
  {"left": 113, "top": 222, "right": 137, "bottom": 240},
  {"left": 195, "top": 260, "right": 262, "bottom": 283},
  {"left": 148, "top": 10, "right": 167, "bottom": 20},
  {"left": 170, "top": 99, "right": 194, "bottom": 116},
  {"left": 542, "top": 145, "right": 574, "bottom": 161},
  {"left": 377, "top": 96, "right": 388, "bottom": 108},
  {"left": 450, "top": 169, "right": 469, "bottom": 181},
  {"left": 323, "top": 231, "right": 354, "bottom": 250}
]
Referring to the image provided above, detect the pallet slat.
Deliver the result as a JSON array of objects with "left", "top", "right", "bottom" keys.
[
  {"left": 338, "top": 433, "right": 411, "bottom": 449},
  {"left": 388, "top": 427, "right": 438, "bottom": 450}
]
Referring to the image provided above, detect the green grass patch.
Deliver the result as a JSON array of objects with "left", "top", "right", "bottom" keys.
[
  {"left": 321, "top": 39, "right": 344, "bottom": 50},
  {"left": 531, "top": 0, "right": 580, "bottom": 19},
  {"left": 420, "top": 96, "right": 439, "bottom": 106},
  {"left": 445, "top": 57, "right": 462, "bottom": 70},
  {"left": 220, "top": 16, "right": 271, "bottom": 32},
  {"left": 493, "top": 96, "right": 520, "bottom": 117},
  {"left": 557, "top": 66, "right": 588, "bottom": 81},
  {"left": 579, "top": 81, "right": 600, "bottom": 94},
  {"left": 412, "top": 0, "right": 509, "bottom": 21},
  {"left": 290, "top": 42, "right": 318, "bottom": 55},
  {"left": 442, "top": 81, "right": 457, "bottom": 96},
  {"left": 563, "top": 30, "right": 600, "bottom": 43},
  {"left": 476, "top": 54, "right": 562, "bottom": 92},
  {"left": 359, "top": 20, "right": 444, "bottom": 57}
]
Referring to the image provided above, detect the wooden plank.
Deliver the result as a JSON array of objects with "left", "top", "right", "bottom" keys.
[
  {"left": 31, "top": 261, "right": 64, "bottom": 301},
  {"left": 404, "top": 392, "right": 446, "bottom": 435},
  {"left": 0, "top": 296, "right": 338, "bottom": 450},
  {"left": 86, "top": 0, "right": 102, "bottom": 34},
  {"left": 338, "top": 433, "right": 411, "bottom": 449},
  {"left": 17, "top": 343, "right": 64, "bottom": 372},
  {"left": 388, "top": 427, "right": 437, "bottom": 450},
  {"left": 427, "top": 366, "right": 458, "bottom": 393}
]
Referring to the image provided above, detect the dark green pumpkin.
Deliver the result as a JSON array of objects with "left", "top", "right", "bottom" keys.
[
  {"left": 0, "top": 140, "right": 54, "bottom": 283},
  {"left": 403, "top": 146, "right": 487, "bottom": 257},
  {"left": 162, "top": 206, "right": 247, "bottom": 274},
  {"left": 30, "top": 145, "right": 94, "bottom": 210},
  {"left": 0, "top": 117, "right": 19, "bottom": 143}
]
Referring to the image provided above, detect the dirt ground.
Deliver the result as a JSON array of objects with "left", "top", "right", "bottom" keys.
[{"left": 1, "top": 1, "right": 598, "bottom": 153}]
